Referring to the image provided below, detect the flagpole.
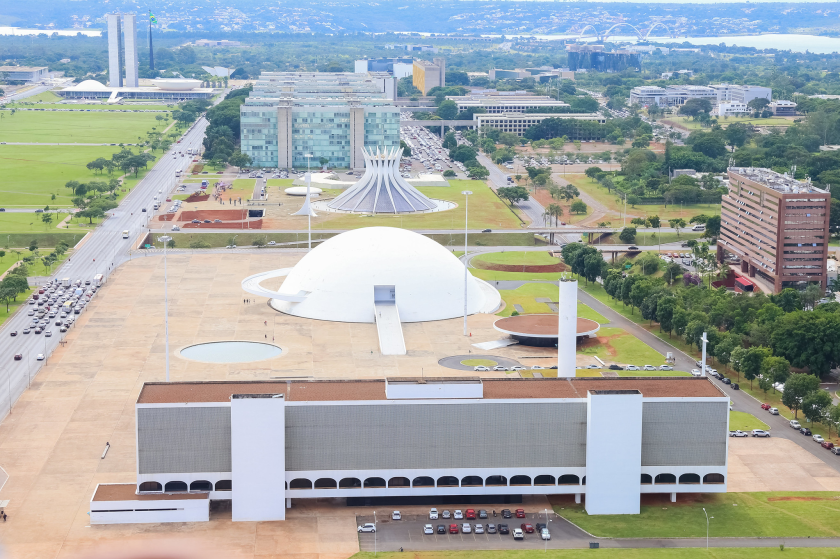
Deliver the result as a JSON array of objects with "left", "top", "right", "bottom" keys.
[{"left": 148, "top": 11, "right": 155, "bottom": 71}]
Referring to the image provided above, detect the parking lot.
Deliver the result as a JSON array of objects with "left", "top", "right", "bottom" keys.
[{"left": 356, "top": 510, "right": 594, "bottom": 551}]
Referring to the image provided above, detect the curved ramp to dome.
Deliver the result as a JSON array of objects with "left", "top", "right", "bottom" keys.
[{"left": 241, "top": 268, "right": 308, "bottom": 302}]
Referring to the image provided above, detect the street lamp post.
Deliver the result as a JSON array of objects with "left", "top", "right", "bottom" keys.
[
  {"left": 462, "top": 190, "right": 472, "bottom": 336},
  {"left": 703, "top": 507, "right": 713, "bottom": 549},
  {"left": 158, "top": 235, "right": 171, "bottom": 382}
]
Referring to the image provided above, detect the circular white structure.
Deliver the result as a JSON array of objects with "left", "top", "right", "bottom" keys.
[
  {"left": 152, "top": 78, "right": 203, "bottom": 91},
  {"left": 74, "top": 79, "right": 109, "bottom": 90},
  {"left": 285, "top": 186, "right": 323, "bottom": 196},
  {"left": 244, "top": 227, "right": 501, "bottom": 323}
]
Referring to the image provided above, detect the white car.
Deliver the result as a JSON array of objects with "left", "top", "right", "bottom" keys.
[
  {"left": 474, "top": 366, "right": 490, "bottom": 372},
  {"left": 462, "top": 523, "right": 471, "bottom": 534},
  {"left": 659, "top": 365, "right": 674, "bottom": 371},
  {"left": 510, "top": 366, "right": 525, "bottom": 371},
  {"left": 358, "top": 523, "right": 376, "bottom": 533},
  {"left": 171, "top": 225, "right": 180, "bottom": 231},
  {"left": 36, "top": 354, "right": 45, "bottom": 360},
  {"left": 691, "top": 369, "right": 702, "bottom": 377},
  {"left": 429, "top": 508, "right": 438, "bottom": 520},
  {"left": 814, "top": 434, "right": 825, "bottom": 443},
  {"left": 729, "top": 430, "right": 748, "bottom": 437},
  {"left": 424, "top": 524, "right": 434, "bottom": 535},
  {"left": 541, "top": 528, "right": 551, "bottom": 540},
  {"left": 530, "top": 365, "right": 544, "bottom": 370},
  {"left": 454, "top": 510, "right": 463, "bottom": 519},
  {"left": 493, "top": 366, "right": 508, "bottom": 371},
  {"left": 586, "top": 364, "right": 601, "bottom": 369},
  {"left": 625, "top": 365, "right": 640, "bottom": 371},
  {"left": 475, "top": 524, "right": 485, "bottom": 534},
  {"left": 392, "top": 511, "right": 401, "bottom": 520},
  {"left": 752, "top": 429, "right": 771, "bottom": 438},
  {"left": 643, "top": 365, "right": 657, "bottom": 371},
  {"left": 268, "top": 241, "right": 276, "bottom": 246}
]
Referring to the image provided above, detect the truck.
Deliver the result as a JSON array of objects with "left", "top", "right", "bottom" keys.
[
  {"left": 122, "top": 230, "right": 129, "bottom": 239},
  {"left": 93, "top": 274, "right": 104, "bottom": 287},
  {"left": 61, "top": 277, "right": 71, "bottom": 288},
  {"left": 201, "top": 179, "right": 209, "bottom": 188}
]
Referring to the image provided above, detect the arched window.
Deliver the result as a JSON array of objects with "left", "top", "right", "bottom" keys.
[
  {"left": 679, "top": 473, "right": 700, "bottom": 484},
  {"left": 388, "top": 477, "right": 410, "bottom": 488},
  {"left": 640, "top": 474, "right": 652, "bottom": 485},
  {"left": 703, "top": 473, "right": 725, "bottom": 484},
  {"left": 412, "top": 476, "right": 434, "bottom": 488},
  {"left": 534, "top": 475, "right": 556, "bottom": 486},
  {"left": 485, "top": 475, "right": 507, "bottom": 487},
  {"left": 510, "top": 475, "right": 531, "bottom": 486},
  {"left": 189, "top": 480, "right": 212, "bottom": 492},
  {"left": 364, "top": 477, "right": 386, "bottom": 488},
  {"left": 164, "top": 481, "right": 187, "bottom": 492},
  {"left": 655, "top": 473, "right": 676, "bottom": 484},
  {"left": 314, "top": 478, "right": 337, "bottom": 489},
  {"left": 215, "top": 480, "right": 232, "bottom": 491},
  {"left": 558, "top": 475, "right": 580, "bottom": 486},
  {"left": 339, "top": 478, "right": 362, "bottom": 489},
  {"left": 461, "top": 476, "right": 483, "bottom": 487},
  {"left": 139, "top": 481, "right": 161, "bottom": 492},
  {"left": 289, "top": 478, "right": 312, "bottom": 490},
  {"left": 582, "top": 476, "right": 586, "bottom": 485},
  {"left": 437, "top": 476, "right": 459, "bottom": 487}
]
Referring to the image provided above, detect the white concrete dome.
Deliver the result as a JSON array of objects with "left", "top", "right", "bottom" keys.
[
  {"left": 74, "top": 80, "right": 109, "bottom": 90},
  {"left": 152, "top": 78, "right": 202, "bottom": 91},
  {"left": 268, "top": 227, "right": 500, "bottom": 323}
]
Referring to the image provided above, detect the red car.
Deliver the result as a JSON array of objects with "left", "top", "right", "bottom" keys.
[
  {"left": 760, "top": 403, "right": 771, "bottom": 410},
  {"left": 521, "top": 523, "right": 535, "bottom": 533},
  {"left": 515, "top": 508, "right": 526, "bottom": 518},
  {"left": 449, "top": 524, "right": 458, "bottom": 534},
  {"left": 465, "top": 509, "right": 476, "bottom": 520},
  {"left": 822, "top": 441, "right": 835, "bottom": 450}
]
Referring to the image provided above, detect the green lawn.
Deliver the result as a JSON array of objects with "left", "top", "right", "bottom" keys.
[
  {"left": 314, "top": 180, "right": 524, "bottom": 230},
  {"left": 352, "top": 550, "right": 840, "bottom": 559},
  {"left": 579, "top": 326, "right": 667, "bottom": 366},
  {"left": 730, "top": 410, "right": 769, "bottom": 431},
  {"left": 0, "top": 110, "right": 163, "bottom": 143},
  {"left": 461, "top": 359, "right": 497, "bottom": 367},
  {"left": 617, "top": 370, "right": 691, "bottom": 377},
  {"left": 6, "top": 102, "right": 173, "bottom": 112},
  {"left": 665, "top": 115, "right": 795, "bottom": 130},
  {"left": 470, "top": 268, "right": 564, "bottom": 282},
  {"left": 0, "top": 212, "right": 97, "bottom": 234},
  {"left": 473, "top": 251, "right": 560, "bottom": 266},
  {"left": 494, "top": 282, "right": 608, "bottom": 322},
  {"left": 556, "top": 492, "right": 840, "bottom": 538},
  {"left": 429, "top": 233, "right": 541, "bottom": 248}
]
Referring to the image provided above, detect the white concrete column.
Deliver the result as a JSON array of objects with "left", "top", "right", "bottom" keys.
[
  {"left": 107, "top": 14, "right": 123, "bottom": 87},
  {"left": 123, "top": 14, "right": 139, "bottom": 87},
  {"left": 575, "top": 493, "right": 581, "bottom": 504},
  {"left": 286, "top": 498, "right": 292, "bottom": 509},
  {"left": 557, "top": 279, "right": 578, "bottom": 378},
  {"left": 670, "top": 493, "right": 677, "bottom": 503}
]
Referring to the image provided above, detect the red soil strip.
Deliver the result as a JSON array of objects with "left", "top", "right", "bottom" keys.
[
  {"left": 179, "top": 210, "right": 247, "bottom": 221},
  {"left": 158, "top": 214, "right": 174, "bottom": 222},
  {"left": 472, "top": 260, "right": 568, "bottom": 273},
  {"left": 185, "top": 194, "right": 210, "bottom": 202},
  {"left": 182, "top": 219, "right": 262, "bottom": 230}
]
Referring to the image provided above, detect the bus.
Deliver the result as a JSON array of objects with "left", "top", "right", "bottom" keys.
[{"left": 93, "top": 274, "right": 104, "bottom": 287}]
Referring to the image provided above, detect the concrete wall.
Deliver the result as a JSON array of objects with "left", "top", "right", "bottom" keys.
[
  {"left": 277, "top": 105, "right": 293, "bottom": 169},
  {"left": 107, "top": 14, "right": 122, "bottom": 87},
  {"left": 349, "top": 106, "right": 366, "bottom": 170},
  {"left": 123, "top": 14, "right": 139, "bottom": 87}
]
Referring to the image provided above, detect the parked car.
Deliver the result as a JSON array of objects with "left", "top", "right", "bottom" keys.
[
  {"left": 475, "top": 524, "right": 485, "bottom": 534},
  {"left": 424, "top": 524, "right": 434, "bottom": 535},
  {"left": 722, "top": 378, "right": 732, "bottom": 385},
  {"left": 510, "top": 366, "right": 525, "bottom": 371},
  {"left": 729, "top": 430, "right": 748, "bottom": 437},
  {"left": 357, "top": 523, "right": 376, "bottom": 533},
  {"left": 643, "top": 365, "right": 657, "bottom": 371},
  {"left": 515, "top": 508, "right": 526, "bottom": 518},
  {"left": 769, "top": 408, "right": 779, "bottom": 415},
  {"left": 521, "top": 523, "right": 535, "bottom": 533},
  {"left": 493, "top": 366, "right": 508, "bottom": 371},
  {"left": 498, "top": 523, "right": 509, "bottom": 534},
  {"left": 761, "top": 403, "right": 771, "bottom": 410},
  {"left": 478, "top": 510, "right": 488, "bottom": 519},
  {"left": 659, "top": 365, "right": 674, "bottom": 371},
  {"left": 733, "top": 383, "right": 740, "bottom": 390},
  {"left": 691, "top": 369, "right": 702, "bottom": 377},
  {"left": 429, "top": 508, "right": 438, "bottom": 520},
  {"left": 608, "top": 364, "right": 623, "bottom": 370},
  {"left": 813, "top": 434, "right": 824, "bottom": 443},
  {"left": 442, "top": 510, "right": 451, "bottom": 519},
  {"left": 832, "top": 447, "right": 840, "bottom": 456},
  {"left": 790, "top": 420, "right": 802, "bottom": 429},
  {"left": 487, "top": 523, "right": 497, "bottom": 534},
  {"left": 541, "top": 528, "right": 551, "bottom": 540},
  {"left": 466, "top": 509, "right": 476, "bottom": 519},
  {"left": 512, "top": 528, "right": 524, "bottom": 540},
  {"left": 462, "top": 523, "right": 472, "bottom": 534},
  {"left": 501, "top": 509, "right": 512, "bottom": 519},
  {"left": 800, "top": 428, "right": 812, "bottom": 436},
  {"left": 821, "top": 441, "right": 835, "bottom": 450},
  {"left": 454, "top": 510, "right": 463, "bottom": 519},
  {"left": 751, "top": 430, "right": 771, "bottom": 438},
  {"left": 392, "top": 511, "right": 401, "bottom": 520},
  {"left": 449, "top": 524, "right": 458, "bottom": 534},
  {"left": 437, "top": 525, "right": 446, "bottom": 534},
  {"left": 625, "top": 365, "right": 640, "bottom": 371}
]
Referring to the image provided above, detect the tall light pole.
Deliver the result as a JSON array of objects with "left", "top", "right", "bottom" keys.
[
  {"left": 700, "top": 332, "right": 708, "bottom": 377},
  {"left": 702, "top": 507, "right": 713, "bottom": 549},
  {"left": 462, "top": 190, "right": 472, "bottom": 336},
  {"left": 158, "top": 235, "right": 171, "bottom": 382}
]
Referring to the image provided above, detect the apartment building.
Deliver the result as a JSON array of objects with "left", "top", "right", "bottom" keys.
[
  {"left": 413, "top": 58, "right": 446, "bottom": 94},
  {"left": 240, "top": 72, "right": 400, "bottom": 170},
  {"left": 718, "top": 168, "right": 830, "bottom": 292}
]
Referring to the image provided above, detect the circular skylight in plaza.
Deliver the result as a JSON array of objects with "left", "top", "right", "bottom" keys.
[{"left": 243, "top": 227, "right": 501, "bottom": 323}]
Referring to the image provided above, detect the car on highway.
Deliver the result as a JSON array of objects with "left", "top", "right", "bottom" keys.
[
  {"left": 357, "top": 523, "right": 376, "bottom": 533},
  {"left": 498, "top": 523, "right": 509, "bottom": 534},
  {"left": 22, "top": 328, "right": 30, "bottom": 334},
  {"left": 436, "top": 525, "right": 446, "bottom": 534},
  {"left": 14, "top": 354, "right": 22, "bottom": 361},
  {"left": 449, "top": 524, "right": 458, "bottom": 534},
  {"left": 60, "top": 326, "right": 68, "bottom": 332},
  {"left": 36, "top": 354, "right": 45, "bottom": 360},
  {"left": 751, "top": 430, "right": 770, "bottom": 437},
  {"left": 423, "top": 524, "right": 434, "bottom": 535},
  {"left": 729, "top": 430, "right": 748, "bottom": 437},
  {"left": 34, "top": 327, "right": 42, "bottom": 334},
  {"left": 44, "top": 330, "right": 52, "bottom": 337},
  {"left": 10, "top": 330, "right": 17, "bottom": 336},
  {"left": 473, "top": 365, "right": 490, "bottom": 371},
  {"left": 512, "top": 528, "right": 524, "bottom": 540},
  {"left": 429, "top": 508, "right": 438, "bottom": 519},
  {"left": 813, "top": 434, "right": 824, "bottom": 443},
  {"left": 800, "top": 428, "right": 812, "bottom": 436}
]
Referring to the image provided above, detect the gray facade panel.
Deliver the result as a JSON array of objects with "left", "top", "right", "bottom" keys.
[
  {"left": 138, "top": 407, "right": 232, "bottom": 474},
  {"left": 285, "top": 402, "right": 587, "bottom": 471},
  {"left": 641, "top": 402, "right": 728, "bottom": 467}
]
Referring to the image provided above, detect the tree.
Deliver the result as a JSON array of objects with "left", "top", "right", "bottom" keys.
[
  {"left": 585, "top": 167, "right": 603, "bottom": 179},
  {"left": 656, "top": 296, "right": 676, "bottom": 335},
  {"left": 679, "top": 98, "right": 713, "bottom": 117},
  {"left": 1, "top": 275, "right": 28, "bottom": 300},
  {"left": 802, "top": 389, "right": 833, "bottom": 425},
  {"left": 228, "top": 151, "right": 252, "bottom": 171},
  {"left": 782, "top": 374, "right": 821, "bottom": 418},
  {"left": 437, "top": 100, "right": 458, "bottom": 120},
  {"left": 648, "top": 215, "right": 661, "bottom": 228},
  {"left": 619, "top": 227, "right": 637, "bottom": 244},
  {"left": 775, "top": 288, "right": 802, "bottom": 313},
  {"left": 252, "top": 238, "right": 266, "bottom": 248},
  {"left": 664, "top": 262, "right": 683, "bottom": 285},
  {"left": 0, "top": 286, "right": 17, "bottom": 312},
  {"left": 730, "top": 346, "right": 747, "bottom": 380},
  {"left": 570, "top": 200, "right": 587, "bottom": 214},
  {"left": 40, "top": 212, "right": 53, "bottom": 229},
  {"left": 189, "top": 239, "right": 211, "bottom": 249},
  {"left": 761, "top": 356, "right": 790, "bottom": 393},
  {"left": 747, "top": 98, "right": 771, "bottom": 112},
  {"left": 467, "top": 166, "right": 489, "bottom": 180},
  {"left": 77, "top": 207, "right": 105, "bottom": 224},
  {"left": 705, "top": 215, "right": 721, "bottom": 237},
  {"left": 497, "top": 186, "right": 529, "bottom": 205},
  {"left": 669, "top": 218, "right": 686, "bottom": 237},
  {"left": 627, "top": 194, "right": 641, "bottom": 208},
  {"left": 758, "top": 375, "right": 773, "bottom": 398},
  {"left": 741, "top": 347, "right": 772, "bottom": 389}
]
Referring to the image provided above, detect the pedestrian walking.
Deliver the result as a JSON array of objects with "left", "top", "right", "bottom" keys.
[{"left": 264, "top": 320, "right": 267, "bottom": 326}]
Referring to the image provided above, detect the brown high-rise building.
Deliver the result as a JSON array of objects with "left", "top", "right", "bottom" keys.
[{"left": 718, "top": 167, "right": 831, "bottom": 293}]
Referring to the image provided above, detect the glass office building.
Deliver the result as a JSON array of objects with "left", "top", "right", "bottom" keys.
[{"left": 240, "top": 72, "right": 400, "bottom": 170}]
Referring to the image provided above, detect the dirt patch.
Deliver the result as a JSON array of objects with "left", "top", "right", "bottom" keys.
[
  {"left": 157, "top": 214, "right": 175, "bottom": 222},
  {"left": 179, "top": 210, "right": 247, "bottom": 221},
  {"left": 182, "top": 219, "right": 263, "bottom": 230},
  {"left": 474, "top": 261, "right": 568, "bottom": 273},
  {"left": 767, "top": 496, "right": 840, "bottom": 502},
  {"left": 185, "top": 193, "right": 210, "bottom": 203}
]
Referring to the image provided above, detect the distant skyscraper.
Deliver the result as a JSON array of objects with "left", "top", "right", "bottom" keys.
[
  {"left": 107, "top": 13, "right": 123, "bottom": 87},
  {"left": 123, "top": 13, "right": 139, "bottom": 87}
]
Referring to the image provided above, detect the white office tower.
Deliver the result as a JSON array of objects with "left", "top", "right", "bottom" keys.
[
  {"left": 123, "top": 13, "right": 139, "bottom": 87},
  {"left": 557, "top": 278, "right": 578, "bottom": 377},
  {"left": 107, "top": 14, "right": 123, "bottom": 87},
  {"left": 327, "top": 147, "right": 436, "bottom": 214}
]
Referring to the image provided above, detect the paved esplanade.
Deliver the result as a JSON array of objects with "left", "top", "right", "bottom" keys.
[{"left": 0, "top": 111, "right": 213, "bottom": 422}]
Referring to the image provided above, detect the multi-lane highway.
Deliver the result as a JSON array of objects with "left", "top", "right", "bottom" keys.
[{"left": 0, "top": 114, "right": 210, "bottom": 421}]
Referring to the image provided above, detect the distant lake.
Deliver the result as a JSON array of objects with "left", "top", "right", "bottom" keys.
[{"left": 0, "top": 27, "right": 102, "bottom": 37}]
